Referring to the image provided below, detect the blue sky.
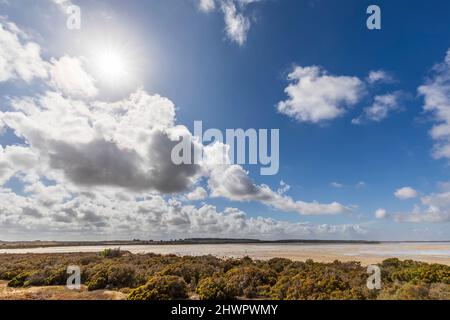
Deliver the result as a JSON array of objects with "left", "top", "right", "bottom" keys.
[{"left": 0, "top": 0, "right": 449, "bottom": 241}]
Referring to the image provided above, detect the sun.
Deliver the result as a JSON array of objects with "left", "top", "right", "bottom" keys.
[
  {"left": 81, "top": 28, "right": 146, "bottom": 92},
  {"left": 91, "top": 46, "right": 132, "bottom": 87},
  {"left": 97, "top": 50, "right": 127, "bottom": 78}
]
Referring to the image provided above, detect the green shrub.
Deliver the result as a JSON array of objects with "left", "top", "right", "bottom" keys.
[
  {"left": 267, "top": 258, "right": 292, "bottom": 273},
  {"left": 160, "top": 261, "right": 216, "bottom": 285},
  {"left": 388, "top": 261, "right": 450, "bottom": 284},
  {"left": 8, "top": 272, "right": 31, "bottom": 287},
  {"left": 224, "top": 266, "right": 277, "bottom": 298},
  {"left": 23, "top": 270, "right": 49, "bottom": 287},
  {"left": 0, "top": 270, "right": 21, "bottom": 281},
  {"left": 0, "top": 252, "right": 448, "bottom": 301},
  {"left": 86, "top": 270, "right": 108, "bottom": 291},
  {"left": 271, "top": 271, "right": 354, "bottom": 300},
  {"left": 106, "top": 265, "right": 136, "bottom": 288},
  {"left": 45, "top": 267, "right": 67, "bottom": 285},
  {"left": 127, "top": 275, "right": 188, "bottom": 300},
  {"left": 196, "top": 276, "right": 236, "bottom": 300}
]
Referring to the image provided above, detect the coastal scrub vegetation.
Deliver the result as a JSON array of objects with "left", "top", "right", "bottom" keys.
[{"left": 0, "top": 252, "right": 448, "bottom": 300}]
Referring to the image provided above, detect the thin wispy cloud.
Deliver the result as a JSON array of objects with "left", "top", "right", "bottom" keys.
[
  {"left": 352, "top": 91, "right": 405, "bottom": 124},
  {"left": 197, "top": 0, "right": 265, "bottom": 46}
]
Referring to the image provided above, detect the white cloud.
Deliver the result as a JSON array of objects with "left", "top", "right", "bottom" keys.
[
  {"left": 418, "top": 48, "right": 450, "bottom": 160},
  {"left": 374, "top": 208, "right": 387, "bottom": 219},
  {"left": 1, "top": 89, "right": 203, "bottom": 193},
  {"left": 394, "top": 187, "right": 419, "bottom": 200},
  {"left": 0, "top": 145, "right": 39, "bottom": 185},
  {"left": 221, "top": 1, "right": 251, "bottom": 46},
  {"left": 393, "top": 209, "right": 450, "bottom": 223},
  {"left": 50, "top": 0, "right": 74, "bottom": 11},
  {"left": 198, "top": 0, "right": 216, "bottom": 12},
  {"left": 0, "top": 184, "right": 366, "bottom": 240},
  {"left": 0, "top": 19, "right": 98, "bottom": 97},
  {"left": 367, "top": 70, "right": 394, "bottom": 84},
  {"left": 1, "top": 85, "right": 349, "bottom": 216},
  {"left": 0, "top": 19, "right": 48, "bottom": 83},
  {"left": 185, "top": 186, "right": 208, "bottom": 201},
  {"left": 50, "top": 56, "right": 98, "bottom": 98},
  {"left": 380, "top": 190, "right": 450, "bottom": 223},
  {"left": 0, "top": 20, "right": 96, "bottom": 100},
  {"left": 352, "top": 91, "right": 403, "bottom": 124},
  {"left": 0, "top": 16, "right": 355, "bottom": 240},
  {"left": 277, "top": 66, "right": 365, "bottom": 123},
  {"left": 330, "top": 182, "right": 343, "bottom": 188},
  {"left": 197, "top": 0, "right": 264, "bottom": 46},
  {"left": 204, "top": 144, "right": 351, "bottom": 215}
]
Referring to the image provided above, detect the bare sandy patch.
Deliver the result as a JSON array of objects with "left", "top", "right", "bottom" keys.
[{"left": 0, "top": 281, "right": 126, "bottom": 300}]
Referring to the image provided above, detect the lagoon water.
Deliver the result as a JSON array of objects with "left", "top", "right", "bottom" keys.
[{"left": 1, "top": 242, "right": 449, "bottom": 265}]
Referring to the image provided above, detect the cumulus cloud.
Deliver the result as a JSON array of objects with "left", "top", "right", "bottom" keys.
[
  {"left": 0, "top": 19, "right": 48, "bottom": 82},
  {"left": 418, "top": 49, "right": 450, "bottom": 160},
  {"left": 352, "top": 91, "right": 404, "bottom": 124},
  {"left": 1, "top": 89, "right": 203, "bottom": 193},
  {"left": 394, "top": 187, "right": 419, "bottom": 200},
  {"left": 0, "top": 145, "right": 39, "bottom": 184},
  {"left": 0, "top": 16, "right": 355, "bottom": 240},
  {"left": 0, "top": 19, "right": 96, "bottom": 99},
  {"left": 50, "top": 56, "right": 98, "bottom": 98},
  {"left": 204, "top": 144, "right": 351, "bottom": 215},
  {"left": 1, "top": 85, "right": 348, "bottom": 216},
  {"left": 185, "top": 186, "right": 208, "bottom": 201},
  {"left": 277, "top": 66, "right": 365, "bottom": 123},
  {"left": 0, "top": 185, "right": 366, "bottom": 240}
]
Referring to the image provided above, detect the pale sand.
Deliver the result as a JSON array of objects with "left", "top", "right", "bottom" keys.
[
  {"left": 1, "top": 242, "right": 449, "bottom": 266},
  {"left": 0, "top": 281, "right": 126, "bottom": 300}
]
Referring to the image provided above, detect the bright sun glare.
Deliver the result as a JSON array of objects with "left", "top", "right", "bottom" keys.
[{"left": 92, "top": 47, "right": 131, "bottom": 87}]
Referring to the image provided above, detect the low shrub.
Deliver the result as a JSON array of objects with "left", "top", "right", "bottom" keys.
[
  {"left": 45, "top": 267, "right": 68, "bottom": 286},
  {"left": 160, "top": 261, "right": 216, "bottom": 285},
  {"left": 224, "top": 266, "right": 277, "bottom": 298},
  {"left": 0, "top": 252, "right": 448, "bottom": 300},
  {"left": 196, "top": 276, "right": 237, "bottom": 300},
  {"left": 127, "top": 275, "right": 188, "bottom": 300},
  {"left": 8, "top": 272, "right": 31, "bottom": 287},
  {"left": 86, "top": 270, "right": 108, "bottom": 291},
  {"left": 106, "top": 265, "right": 136, "bottom": 288}
]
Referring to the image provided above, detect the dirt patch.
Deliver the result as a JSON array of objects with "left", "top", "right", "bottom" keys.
[{"left": 0, "top": 280, "right": 126, "bottom": 300}]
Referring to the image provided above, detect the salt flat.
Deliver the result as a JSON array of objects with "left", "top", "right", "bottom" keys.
[{"left": 1, "top": 242, "right": 449, "bottom": 265}]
